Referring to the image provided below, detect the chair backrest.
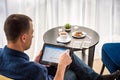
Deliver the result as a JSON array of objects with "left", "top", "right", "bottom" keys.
[{"left": 0, "top": 75, "right": 13, "bottom": 80}]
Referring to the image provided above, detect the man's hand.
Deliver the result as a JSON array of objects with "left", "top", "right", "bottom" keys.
[
  {"left": 58, "top": 50, "right": 72, "bottom": 67},
  {"left": 54, "top": 50, "right": 72, "bottom": 80},
  {"left": 34, "top": 51, "right": 50, "bottom": 67},
  {"left": 34, "top": 51, "right": 42, "bottom": 63}
]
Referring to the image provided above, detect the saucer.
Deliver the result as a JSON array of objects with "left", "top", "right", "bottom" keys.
[{"left": 56, "top": 36, "right": 71, "bottom": 43}]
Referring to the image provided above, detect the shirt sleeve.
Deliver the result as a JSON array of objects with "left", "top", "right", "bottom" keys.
[{"left": 28, "top": 62, "right": 53, "bottom": 80}]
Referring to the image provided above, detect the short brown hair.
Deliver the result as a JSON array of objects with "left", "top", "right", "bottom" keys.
[{"left": 4, "top": 14, "right": 32, "bottom": 42}]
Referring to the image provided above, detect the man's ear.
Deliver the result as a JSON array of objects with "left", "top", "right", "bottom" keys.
[{"left": 21, "top": 34, "right": 26, "bottom": 43}]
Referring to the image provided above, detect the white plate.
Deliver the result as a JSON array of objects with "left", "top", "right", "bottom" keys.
[
  {"left": 56, "top": 36, "right": 71, "bottom": 43},
  {"left": 72, "top": 31, "right": 86, "bottom": 38}
]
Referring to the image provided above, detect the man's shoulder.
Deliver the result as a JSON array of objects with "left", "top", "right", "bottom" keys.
[
  {"left": 0, "top": 48, "right": 2, "bottom": 54},
  {"left": 0, "top": 48, "right": 3, "bottom": 57}
]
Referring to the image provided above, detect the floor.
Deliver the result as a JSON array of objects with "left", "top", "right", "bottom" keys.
[{"left": 93, "top": 59, "right": 109, "bottom": 75}]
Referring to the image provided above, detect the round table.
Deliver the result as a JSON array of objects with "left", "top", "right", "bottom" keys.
[{"left": 43, "top": 26, "right": 99, "bottom": 68}]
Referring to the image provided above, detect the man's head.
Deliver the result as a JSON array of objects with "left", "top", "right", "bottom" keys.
[{"left": 4, "top": 14, "right": 34, "bottom": 50}]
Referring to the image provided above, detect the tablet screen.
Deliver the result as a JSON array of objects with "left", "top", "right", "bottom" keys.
[
  {"left": 40, "top": 43, "right": 72, "bottom": 65},
  {"left": 42, "top": 45, "right": 67, "bottom": 64}
]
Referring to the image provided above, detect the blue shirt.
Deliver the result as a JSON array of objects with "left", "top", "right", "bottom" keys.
[{"left": 0, "top": 46, "right": 53, "bottom": 80}]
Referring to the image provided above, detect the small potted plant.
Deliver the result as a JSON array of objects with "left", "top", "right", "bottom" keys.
[{"left": 65, "top": 23, "right": 71, "bottom": 32}]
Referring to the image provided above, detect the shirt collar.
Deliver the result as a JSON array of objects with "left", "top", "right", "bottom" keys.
[{"left": 3, "top": 46, "right": 29, "bottom": 61}]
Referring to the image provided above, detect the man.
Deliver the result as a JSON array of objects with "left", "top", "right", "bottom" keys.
[{"left": 0, "top": 14, "right": 119, "bottom": 80}]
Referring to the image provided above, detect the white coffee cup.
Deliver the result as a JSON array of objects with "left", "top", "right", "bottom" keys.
[{"left": 59, "top": 32, "right": 68, "bottom": 41}]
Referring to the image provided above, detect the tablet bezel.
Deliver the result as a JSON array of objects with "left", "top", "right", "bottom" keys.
[{"left": 39, "top": 43, "right": 73, "bottom": 66}]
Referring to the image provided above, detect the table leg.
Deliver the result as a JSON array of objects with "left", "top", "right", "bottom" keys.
[
  {"left": 82, "top": 49, "right": 86, "bottom": 62},
  {"left": 88, "top": 46, "right": 95, "bottom": 68}
]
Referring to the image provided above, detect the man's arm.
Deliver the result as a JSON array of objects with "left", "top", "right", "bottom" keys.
[
  {"left": 54, "top": 50, "right": 72, "bottom": 80},
  {"left": 34, "top": 50, "right": 72, "bottom": 80}
]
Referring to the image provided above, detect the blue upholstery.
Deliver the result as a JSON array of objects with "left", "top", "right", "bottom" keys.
[{"left": 102, "top": 43, "right": 120, "bottom": 73}]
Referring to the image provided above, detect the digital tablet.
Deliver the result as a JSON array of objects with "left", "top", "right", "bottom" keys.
[{"left": 39, "top": 43, "right": 73, "bottom": 66}]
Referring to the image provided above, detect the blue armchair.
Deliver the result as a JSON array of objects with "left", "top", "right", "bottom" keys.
[{"left": 100, "top": 43, "right": 120, "bottom": 79}]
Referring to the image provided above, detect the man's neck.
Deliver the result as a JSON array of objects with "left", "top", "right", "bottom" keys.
[{"left": 7, "top": 41, "right": 24, "bottom": 52}]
